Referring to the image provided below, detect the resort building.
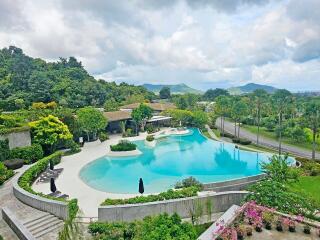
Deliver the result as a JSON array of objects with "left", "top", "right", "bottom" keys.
[{"left": 104, "top": 102, "right": 176, "bottom": 133}]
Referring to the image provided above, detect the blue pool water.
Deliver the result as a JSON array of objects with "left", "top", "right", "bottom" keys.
[{"left": 79, "top": 128, "right": 290, "bottom": 194}]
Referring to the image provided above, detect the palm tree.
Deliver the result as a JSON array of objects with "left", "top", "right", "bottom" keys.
[
  {"left": 252, "top": 89, "right": 267, "bottom": 145},
  {"left": 304, "top": 101, "right": 320, "bottom": 159},
  {"left": 273, "top": 89, "right": 293, "bottom": 155}
]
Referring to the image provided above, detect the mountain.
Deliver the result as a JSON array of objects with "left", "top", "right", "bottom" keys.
[
  {"left": 142, "top": 83, "right": 203, "bottom": 94},
  {"left": 227, "top": 83, "right": 278, "bottom": 95}
]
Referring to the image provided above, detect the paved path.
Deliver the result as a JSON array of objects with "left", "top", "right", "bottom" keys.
[
  {"left": 215, "top": 118, "right": 320, "bottom": 160},
  {"left": 204, "top": 125, "right": 220, "bottom": 141},
  {"left": 0, "top": 166, "right": 61, "bottom": 240}
]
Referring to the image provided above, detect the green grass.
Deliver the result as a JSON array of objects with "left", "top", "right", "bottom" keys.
[
  {"left": 243, "top": 124, "right": 319, "bottom": 152},
  {"left": 288, "top": 176, "right": 320, "bottom": 206}
]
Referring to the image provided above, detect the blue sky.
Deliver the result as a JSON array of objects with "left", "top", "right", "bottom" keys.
[{"left": 0, "top": 0, "right": 319, "bottom": 91}]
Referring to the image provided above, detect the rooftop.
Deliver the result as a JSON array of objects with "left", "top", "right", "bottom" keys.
[
  {"left": 103, "top": 111, "right": 131, "bottom": 122},
  {"left": 119, "top": 102, "right": 176, "bottom": 111}
]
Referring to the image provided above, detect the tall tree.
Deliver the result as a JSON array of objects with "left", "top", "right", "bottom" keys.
[
  {"left": 29, "top": 115, "right": 72, "bottom": 153},
  {"left": 203, "top": 88, "right": 229, "bottom": 101},
  {"left": 77, "top": 107, "right": 107, "bottom": 141},
  {"left": 273, "top": 89, "right": 293, "bottom": 155},
  {"left": 231, "top": 99, "right": 248, "bottom": 138},
  {"left": 214, "top": 95, "right": 231, "bottom": 135},
  {"left": 159, "top": 87, "right": 171, "bottom": 99},
  {"left": 304, "top": 101, "right": 320, "bottom": 159},
  {"left": 252, "top": 89, "right": 268, "bottom": 144},
  {"left": 131, "top": 103, "right": 153, "bottom": 135}
]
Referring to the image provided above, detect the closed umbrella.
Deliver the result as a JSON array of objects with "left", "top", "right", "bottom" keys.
[
  {"left": 49, "top": 160, "right": 54, "bottom": 171},
  {"left": 50, "top": 178, "right": 57, "bottom": 193},
  {"left": 139, "top": 178, "right": 144, "bottom": 194}
]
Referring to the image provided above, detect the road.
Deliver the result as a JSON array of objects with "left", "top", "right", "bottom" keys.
[{"left": 215, "top": 118, "right": 320, "bottom": 160}]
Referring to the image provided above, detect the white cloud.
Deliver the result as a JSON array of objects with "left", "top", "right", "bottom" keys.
[{"left": 0, "top": 0, "right": 319, "bottom": 91}]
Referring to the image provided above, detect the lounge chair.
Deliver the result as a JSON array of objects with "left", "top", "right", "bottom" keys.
[
  {"left": 47, "top": 191, "right": 61, "bottom": 197},
  {"left": 57, "top": 194, "right": 69, "bottom": 199}
]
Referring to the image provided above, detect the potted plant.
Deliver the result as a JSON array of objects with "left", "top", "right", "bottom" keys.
[
  {"left": 255, "top": 221, "right": 263, "bottom": 232},
  {"left": 303, "top": 225, "right": 311, "bottom": 234},
  {"left": 262, "top": 211, "right": 274, "bottom": 230},
  {"left": 276, "top": 219, "right": 283, "bottom": 232},
  {"left": 288, "top": 219, "right": 296, "bottom": 232},
  {"left": 246, "top": 226, "right": 253, "bottom": 236},
  {"left": 236, "top": 225, "right": 246, "bottom": 240}
]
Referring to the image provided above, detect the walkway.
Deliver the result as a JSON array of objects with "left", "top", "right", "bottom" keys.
[
  {"left": 204, "top": 125, "right": 220, "bottom": 141},
  {"left": 0, "top": 167, "right": 61, "bottom": 240},
  {"left": 215, "top": 118, "right": 320, "bottom": 160}
]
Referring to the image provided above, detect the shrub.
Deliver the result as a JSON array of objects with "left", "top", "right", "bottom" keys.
[
  {"left": 0, "top": 139, "right": 10, "bottom": 161},
  {"left": 88, "top": 213, "right": 197, "bottom": 240},
  {"left": 110, "top": 140, "right": 137, "bottom": 152},
  {"left": 101, "top": 186, "right": 199, "bottom": 206},
  {"left": 232, "top": 138, "right": 252, "bottom": 145},
  {"left": 220, "top": 132, "right": 234, "bottom": 138},
  {"left": 175, "top": 177, "right": 203, "bottom": 190},
  {"left": 3, "top": 159, "right": 24, "bottom": 170},
  {"left": 123, "top": 128, "right": 136, "bottom": 137},
  {"left": 146, "top": 125, "right": 160, "bottom": 134},
  {"left": 146, "top": 135, "right": 154, "bottom": 142},
  {"left": 98, "top": 132, "right": 109, "bottom": 142},
  {"left": 63, "top": 139, "right": 81, "bottom": 155},
  {"left": 18, "top": 152, "right": 63, "bottom": 194},
  {"left": 10, "top": 144, "right": 44, "bottom": 164},
  {"left": 0, "top": 162, "right": 14, "bottom": 185}
]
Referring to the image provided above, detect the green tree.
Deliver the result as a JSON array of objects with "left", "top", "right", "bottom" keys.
[
  {"left": 103, "top": 98, "right": 119, "bottom": 111},
  {"left": 29, "top": 115, "right": 72, "bottom": 153},
  {"left": 159, "top": 87, "right": 171, "bottom": 99},
  {"left": 203, "top": 88, "right": 229, "bottom": 101},
  {"left": 273, "top": 89, "right": 293, "bottom": 155},
  {"left": 131, "top": 104, "right": 153, "bottom": 135},
  {"left": 252, "top": 89, "right": 268, "bottom": 144},
  {"left": 192, "top": 111, "right": 208, "bottom": 128},
  {"left": 77, "top": 107, "right": 107, "bottom": 141},
  {"left": 304, "top": 100, "right": 320, "bottom": 159},
  {"left": 214, "top": 95, "right": 231, "bottom": 135},
  {"left": 231, "top": 99, "right": 248, "bottom": 138}
]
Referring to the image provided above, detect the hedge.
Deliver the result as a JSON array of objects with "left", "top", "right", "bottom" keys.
[
  {"left": 146, "top": 135, "right": 154, "bottom": 142},
  {"left": 0, "top": 139, "right": 10, "bottom": 161},
  {"left": 18, "top": 151, "right": 63, "bottom": 194},
  {"left": 0, "top": 125, "right": 30, "bottom": 135},
  {"left": 17, "top": 151, "right": 79, "bottom": 226},
  {"left": 110, "top": 140, "right": 137, "bottom": 152},
  {"left": 0, "top": 161, "right": 14, "bottom": 185},
  {"left": 101, "top": 186, "right": 200, "bottom": 206},
  {"left": 10, "top": 144, "right": 44, "bottom": 164},
  {"left": 232, "top": 138, "right": 252, "bottom": 145}
]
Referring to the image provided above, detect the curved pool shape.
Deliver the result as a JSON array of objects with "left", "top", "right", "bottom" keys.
[{"left": 79, "top": 128, "right": 293, "bottom": 194}]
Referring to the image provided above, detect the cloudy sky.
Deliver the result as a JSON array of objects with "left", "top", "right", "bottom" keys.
[{"left": 1, "top": 0, "right": 320, "bottom": 91}]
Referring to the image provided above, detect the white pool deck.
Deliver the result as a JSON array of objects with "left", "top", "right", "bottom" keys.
[{"left": 32, "top": 128, "right": 190, "bottom": 217}]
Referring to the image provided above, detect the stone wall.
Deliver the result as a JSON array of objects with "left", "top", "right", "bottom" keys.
[
  {"left": 202, "top": 174, "right": 265, "bottom": 192},
  {"left": 0, "top": 130, "right": 31, "bottom": 149},
  {"left": 98, "top": 191, "right": 248, "bottom": 222},
  {"left": 13, "top": 182, "right": 69, "bottom": 220}
]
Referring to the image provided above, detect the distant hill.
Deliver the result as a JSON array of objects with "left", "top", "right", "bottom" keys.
[
  {"left": 228, "top": 83, "right": 278, "bottom": 95},
  {"left": 142, "top": 83, "right": 203, "bottom": 94}
]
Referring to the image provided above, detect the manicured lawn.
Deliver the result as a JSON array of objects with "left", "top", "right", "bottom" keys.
[
  {"left": 243, "top": 125, "right": 320, "bottom": 152},
  {"left": 288, "top": 176, "right": 320, "bottom": 206}
]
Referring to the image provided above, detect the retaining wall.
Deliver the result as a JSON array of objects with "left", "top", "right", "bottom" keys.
[
  {"left": 203, "top": 174, "right": 265, "bottom": 192},
  {"left": 98, "top": 191, "right": 248, "bottom": 222},
  {"left": 2, "top": 207, "right": 36, "bottom": 240},
  {"left": 0, "top": 130, "right": 31, "bottom": 149},
  {"left": 13, "top": 183, "right": 69, "bottom": 220}
]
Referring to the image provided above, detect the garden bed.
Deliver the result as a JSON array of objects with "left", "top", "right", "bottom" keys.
[{"left": 213, "top": 201, "right": 320, "bottom": 240}]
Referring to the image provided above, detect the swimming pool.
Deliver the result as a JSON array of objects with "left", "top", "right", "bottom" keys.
[{"left": 79, "top": 128, "right": 290, "bottom": 194}]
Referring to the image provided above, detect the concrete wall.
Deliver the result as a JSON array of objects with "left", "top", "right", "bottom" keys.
[
  {"left": 98, "top": 191, "right": 248, "bottom": 222},
  {"left": 203, "top": 174, "right": 265, "bottom": 192},
  {"left": 2, "top": 207, "right": 36, "bottom": 240},
  {"left": 13, "top": 183, "right": 69, "bottom": 220},
  {"left": 0, "top": 130, "right": 31, "bottom": 149}
]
